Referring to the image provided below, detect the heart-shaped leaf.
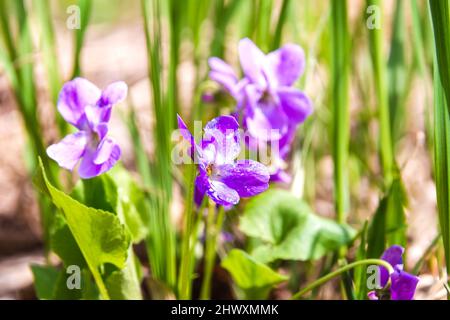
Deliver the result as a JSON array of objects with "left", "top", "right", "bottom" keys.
[
  {"left": 34, "top": 158, "right": 131, "bottom": 299},
  {"left": 221, "top": 249, "right": 287, "bottom": 299},
  {"left": 240, "top": 190, "right": 355, "bottom": 263}
]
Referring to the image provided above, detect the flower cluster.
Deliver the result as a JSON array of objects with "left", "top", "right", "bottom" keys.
[
  {"left": 208, "top": 38, "right": 313, "bottom": 183},
  {"left": 368, "top": 245, "right": 419, "bottom": 300},
  {"left": 178, "top": 115, "right": 269, "bottom": 206},
  {"left": 47, "top": 78, "right": 127, "bottom": 179}
]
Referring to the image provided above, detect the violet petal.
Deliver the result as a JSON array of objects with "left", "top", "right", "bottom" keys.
[
  {"left": 46, "top": 131, "right": 88, "bottom": 170},
  {"left": 203, "top": 115, "right": 241, "bottom": 165},
  {"left": 57, "top": 78, "right": 101, "bottom": 128},
  {"left": 93, "top": 137, "right": 118, "bottom": 165},
  {"left": 208, "top": 57, "right": 238, "bottom": 79},
  {"left": 267, "top": 44, "right": 305, "bottom": 86},
  {"left": 244, "top": 85, "right": 288, "bottom": 141},
  {"left": 390, "top": 270, "right": 419, "bottom": 300},
  {"left": 278, "top": 86, "right": 313, "bottom": 125},
  {"left": 206, "top": 179, "right": 240, "bottom": 206},
  {"left": 215, "top": 159, "right": 270, "bottom": 197},
  {"left": 238, "top": 38, "right": 266, "bottom": 86},
  {"left": 194, "top": 172, "right": 208, "bottom": 207},
  {"left": 379, "top": 245, "right": 404, "bottom": 287},
  {"left": 78, "top": 141, "right": 121, "bottom": 179},
  {"left": 98, "top": 81, "right": 128, "bottom": 109}
]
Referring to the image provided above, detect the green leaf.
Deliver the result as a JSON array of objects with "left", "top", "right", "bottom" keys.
[
  {"left": 82, "top": 175, "right": 117, "bottom": 213},
  {"left": 105, "top": 248, "right": 143, "bottom": 300},
  {"left": 33, "top": 158, "right": 131, "bottom": 299},
  {"left": 367, "top": 177, "right": 407, "bottom": 259},
  {"left": 221, "top": 249, "right": 287, "bottom": 299},
  {"left": 31, "top": 265, "right": 60, "bottom": 300},
  {"left": 50, "top": 213, "right": 86, "bottom": 268},
  {"left": 76, "top": 166, "right": 145, "bottom": 299},
  {"left": 31, "top": 264, "right": 95, "bottom": 300},
  {"left": 240, "top": 190, "right": 355, "bottom": 263},
  {"left": 107, "top": 166, "right": 150, "bottom": 243},
  {"left": 385, "top": 177, "right": 408, "bottom": 247}
]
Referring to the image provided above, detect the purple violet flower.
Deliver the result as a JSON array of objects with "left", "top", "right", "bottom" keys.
[
  {"left": 208, "top": 38, "right": 312, "bottom": 142},
  {"left": 368, "top": 245, "right": 419, "bottom": 300},
  {"left": 47, "top": 77, "right": 127, "bottom": 179},
  {"left": 177, "top": 114, "right": 270, "bottom": 207},
  {"left": 208, "top": 39, "right": 313, "bottom": 184}
]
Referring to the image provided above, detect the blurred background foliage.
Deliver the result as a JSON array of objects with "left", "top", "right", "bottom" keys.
[{"left": 0, "top": 0, "right": 448, "bottom": 300}]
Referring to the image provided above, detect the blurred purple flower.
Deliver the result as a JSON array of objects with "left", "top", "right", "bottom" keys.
[
  {"left": 208, "top": 38, "right": 312, "bottom": 142},
  {"left": 47, "top": 77, "right": 127, "bottom": 179},
  {"left": 177, "top": 114, "right": 270, "bottom": 207},
  {"left": 368, "top": 245, "right": 419, "bottom": 300},
  {"left": 199, "top": 231, "right": 234, "bottom": 244}
]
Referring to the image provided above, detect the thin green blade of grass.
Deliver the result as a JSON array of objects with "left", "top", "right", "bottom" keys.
[
  {"left": 34, "top": 0, "right": 66, "bottom": 135},
  {"left": 432, "top": 64, "right": 450, "bottom": 290},
  {"left": 71, "top": 0, "right": 92, "bottom": 78},
  {"left": 141, "top": 0, "right": 177, "bottom": 291},
  {"left": 429, "top": 0, "right": 450, "bottom": 292},
  {"left": 411, "top": 0, "right": 427, "bottom": 76},
  {"left": 271, "top": 0, "right": 291, "bottom": 50},
  {"left": 354, "top": 221, "right": 369, "bottom": 300},
  {"left": 387, "top": 0, "right": 407, "bottom": 145},
  {"left": 0, "top": 0, "right": 16, "bottom": 61},
  {"left": 330, "top": 0, "right": 350, "bottom": 224},
  {"left": 366, "top": 0, "right": 394, "bottom": 187},
  {"left": 0, "top": 0, "right": 60, "bottom": 255},
  {"left": 254, "top": 0, "right": 273, "bottom": 52},
  {"left": 210, "top": 0, "right": 241, "bottom": 58}
]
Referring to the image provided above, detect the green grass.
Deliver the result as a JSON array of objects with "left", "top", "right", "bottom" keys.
[
  {"left": 429, "top": 0, "right": 450, "bottom": 294},
  {"left": 330, "top": 0, "right": 350, "bottom": 223}
]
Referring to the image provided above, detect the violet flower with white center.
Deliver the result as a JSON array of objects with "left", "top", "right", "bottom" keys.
[
  {"left": 47, "top": 77, "right": 127, "bottom": 179},
  {"left": 368, "top": 245, "right": 419, "bottom": 300},
  {"left": 208, "top": 38, "right": 312, "bottom": 142},
  {"left": 177, "top": 114, "right": 270, "bottom": 207}
]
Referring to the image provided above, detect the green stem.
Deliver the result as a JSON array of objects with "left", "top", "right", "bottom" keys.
[
  {"left": 178, "top": 163, "right": 196, "bottom": 299},
  {"left": 271, "top": 0, "right": 291, "bottom": 50},
  {"left": 291, "top": 259, "right": 394, "bottom": 299},
  {"left": 367, "top": 0, "right": 394, "bottom": 186},
  {"left": 91, "top": 268, "right": 110, "bottom": 300},
  {"left": 331, "top": 0, "right": 350, "bottom": 224},
  {"left": 200, "top": 202, "right": 225, "bottom": 299}
]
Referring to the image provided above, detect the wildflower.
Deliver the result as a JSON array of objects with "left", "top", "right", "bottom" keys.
[
  {"left": 368, "top": 245, "right": 419, "bottom": 300},
  {"left": 208, "top": 38, "right": 312, "bottom": 142},
  {"left": 47, "top": 77, "right": 127, "bottom": 179},
  {"left": 177, "top": 115, "right": 270, "bottom": 206}
]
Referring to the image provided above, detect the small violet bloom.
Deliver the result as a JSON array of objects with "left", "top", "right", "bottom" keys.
[
  {"left": 208, "top": 38, "right": 313, "bottom": 142},
  {"left": 177, "top": 114, "right": 270, "bottom": 207},
  {"left": 368, "top": 245, "right": 419, "bottom": 300},
  {"left": 47, "top": 77, "right": 127, "bottom": 179}
]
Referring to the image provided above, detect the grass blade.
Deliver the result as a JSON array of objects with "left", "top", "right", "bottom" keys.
[
  {"left": 330, "top": 0, "right": 350, "bottom": 223},
  {"left": 71, "top": 0, "right": 92, "bottom": 78},
  {"left": 429, "top": 0, "right": 450, "bottom": 293},
  {"left": 366, "top": 0, "right": 394, "bottom": 186}
]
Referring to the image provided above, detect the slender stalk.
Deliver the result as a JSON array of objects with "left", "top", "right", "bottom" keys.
[
  {"left": 210, "top": 0, "right": 241, "bottom": 58},
  {"left": 34, "top": 0, "right": 66, "bottom": 135},
  {"left": 367, "top": 0, "right": 394, "bottom": 186},
  {"left": 271, "top": 0, "right": 291, "bottom": 50},
  {"left": 429, "top": 0, "right": 450, "bottom": 296},
  {"left": 178, "top": 163, "right": 196, "bottom": 299},
  {"left": 330, "top": 0, "right": 350, "bottom": 224},
  {"left": 71, "top": 0, "right": 92, "bottom": 78},
  {"left": 142, "top": 0, "right": 177, "bottom": 290},
  {"left": 200, "top": 203, "right": 225, "bottom": 299},
  {"left": 255, "top": 0, "right": 273, "bottom": 51},
  {"left": 291, "top": 259, "right": 394, "bottom": 299}
]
